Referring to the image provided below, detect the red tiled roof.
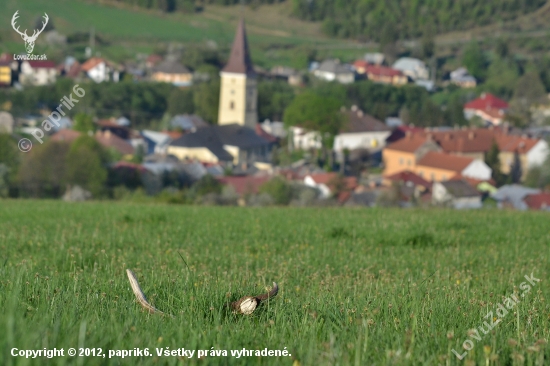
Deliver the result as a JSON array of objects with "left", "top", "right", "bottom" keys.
[
  {"left": 0, "top": 53, "right": 14, "bottom": 62},
  {"left": 50, "top": 129, "right": 82, "bottom": 143},
  {"left": 307, "top": 173, "right": 358, "bottom": 191},
  {"left": 81, "top": 57, "right": 106, "bottom": 72},
  {"left": 386, "top": 125, "right": 425, "bottom": 143},
  {"left": 146, "top": 54, "right": 163, "bottom": 64},
  {"left": 27, "top": 61, "right": 56, "bottom": 69},
  {"left": 394, "top": 128, "right": 541, "bottom": 155},
  {"left": 255, "top": 124, "right": 278, "bottom": 143},
  {"left": 464, "top": 93, "right": 508, "bottom": 111},
  {"left": 495, "top": 134, "right": 539, "bottom": 154},
  {"left": 160, "top": 130, "right": 184, "bottom": 140},
  {"left": 365, "top": 64, "right": 404, "bottom": 77},
  {"left": 524, "top": 193, "right": 550, "bottom": 210},
  {"left": 112, "top": 161, "right": 147, "bottom": 173},
  {"left": 450, "top": 174, "right": 496, "bottom": 189},
  {"left": 385, "top": 134, "right": 429, "bottom": 153},
  {"left": 95, "top": 131, "right": 134, "bottom": 155},
  {"left": 217, "top": 175, "right": 270, "bottom": 195},
  {"left": 97, "top": 119, "right": 120, "bottom": 128},
  {"left": 385, "top": 170, "right": 431, "bottom": 189},
  {"left": 417, "top": 151, "right": 473, "bottom": 172}
]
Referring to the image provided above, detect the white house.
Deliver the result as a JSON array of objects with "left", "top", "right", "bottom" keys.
[
  {"left": 313, "top": 60, "right": 355, "bottom": 84},
  {"left": 450, "top": 67, "right": 477, "bottom": 88},
  {"left": 290, "top": 126, "right": 322, "bottom": 150},
  {"left": 334, "top": 106, "right": 391, "bottom": 152},
  {"left": 81, "top": 57, "right": 118, "bottom": 83},
  {"left": 260, "top": 120, "right": 287, "bottom": 139},
  {"left": 20, "top": 61, "right": 57, "bottom": 86},
  {"left": 525, "top": 140, "right": 549, "bottom": 168},
  {"left": 432, "top": 180, "right": 482, "bottom": 209},
  {"left": 392, "top": 57, "right": 429, "bottom": 81}
]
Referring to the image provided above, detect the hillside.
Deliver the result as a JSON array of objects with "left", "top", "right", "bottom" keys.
[{"left": 83, "top": 0, "right": 549, "bottom": 41}]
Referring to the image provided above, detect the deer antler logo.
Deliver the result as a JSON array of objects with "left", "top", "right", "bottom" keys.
[{"left": 11, "top": 11, "right": 49, "bottom": 54}]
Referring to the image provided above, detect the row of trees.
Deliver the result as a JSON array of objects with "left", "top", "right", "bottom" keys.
[
  {"left": 98, "top": 0, "right": 546, "bottom": 42},
  {"left": 290, "top": 0, "right": 546, "bottom": 40}
]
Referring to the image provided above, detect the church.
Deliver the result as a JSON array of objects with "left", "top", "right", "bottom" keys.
[{"left": 168, "top": 20, "right": 271, "bottom": 166}]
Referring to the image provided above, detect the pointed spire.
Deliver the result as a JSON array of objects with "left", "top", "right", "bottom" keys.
[{"left": 222, "top": 18, "right": 255, "bottom": 75}]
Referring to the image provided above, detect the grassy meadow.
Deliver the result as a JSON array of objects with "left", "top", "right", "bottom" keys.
[{"left": 0, "top": 200, "right": 549, "bottom": 365}]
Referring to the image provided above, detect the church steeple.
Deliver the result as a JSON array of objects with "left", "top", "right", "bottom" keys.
[
  {"left": 222, "top": 19, "right": 255, "bottom": 76},
  {"left": 217, "top": 19, "right": 258, "bottom": 128}
]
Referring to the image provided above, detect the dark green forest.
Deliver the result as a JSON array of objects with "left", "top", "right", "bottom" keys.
[{"left": 102, "top": 0, "right": 548, "bottom": 40}]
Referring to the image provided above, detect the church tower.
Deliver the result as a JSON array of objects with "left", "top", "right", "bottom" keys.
[{"left": 218, "top": 19, "right": 257, "bottom": 128}]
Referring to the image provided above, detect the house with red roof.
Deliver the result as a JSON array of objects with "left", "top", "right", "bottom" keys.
[
  {"left": 383, "top": 170, "right": 431, "bottom": 191},
  {"left": 415, "top": 151, "right": 492, "bottom": 182},
  {"left": 523, "top": 192, "right": 550, "bottom": 211},
  {"left": 384, "top": 126, "right": 548, "bottom": 182},
  {"left": 353, "top": 60, "right": 408, "bottom": 86},
  {"left": 304, "top": 172, "right": 358, "bottom": 202},
  {"left": 20, "top": 60, "right": 57, "bottom": 85},
  {"left": 217, "top": 175, "right": 271, "bottom": 196},
  {"left": 81, "top": 57, "right": 118, "bottom": 83},
  {"left": 382, "top": 133, "right": 441, "bottom": 176},
  {"left": 464, "top": 93, "right": 509, "bottom": 126}
]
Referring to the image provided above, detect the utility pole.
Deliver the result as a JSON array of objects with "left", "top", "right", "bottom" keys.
[{"left": 90, "top": 26, "right": 95, "bottom": 54}]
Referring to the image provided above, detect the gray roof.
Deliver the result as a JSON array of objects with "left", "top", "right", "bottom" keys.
[
  {"left": 169, "top": 124, "right": 269, "bottom": 162},
  {"left": 491, "top": 184, "right": 540, "bottom": 210},
  {"left": 393, "top": 57, "right": 426, "bottom": 71},
  {"left": 317, "top": 60, "right": 353, "bottom": 75},
  {"left": 342, "top": 109, "right": 391, "bottom": 133},
  {"left": 170, "top": 114, "right": 209, "bottom": 131},
  {"left": 153, "top": 60, "right": 190, "bottom": 74},
  {"left": 440, "top": 180, "right": 480, "bottom": 198},
  {"left": 345, "top": 192, "right": 378, "bottom": 207}
]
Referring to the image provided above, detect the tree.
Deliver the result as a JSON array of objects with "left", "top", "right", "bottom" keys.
[
  {"left": 421, "top": 23, "right": 435, "bottom": 59},
  {"left": 462, "top": 42, "right": 487, "bottom": 81},
  {"left": 513, "top": 70, "right": 546, "bottom": 109},
  {"left": 193, "top": 80, "right": 220, "bottom": 124},
  {"left": 524, "top": 151, "right": 550, "bottom": 188},
  {"left": 258, "top": 81, "right": 295, "bottom": 121},
  {"left": 0, "top": 134, "right": 19, "bottom": 197},
  {"left": 259, "top": 177, "right": 292, "bottom": 205},
  {"left": 167, "top": 88, "right": 195, "bottom": 116},
  {"left": 65, "top": 141, "right": 107, "bottom": 197},
  {"left": 508, "top": 151, "right": 523, "bottom": 184},
  {"left": 18, "top": 141, "right": 71, "bottom": 197},
  {"left": 189, "top": 175, "right": 222, "bottom": 198},
  {"left": 73, "top": 113, "right": 95, "bottom": 134},
  {"left": 283, "top": 92, "right": 344, "bottom": 149},
  {"left": 484, "top": 57, "right": 520, "bottom": 99},
  {"left": 485, "top": 140, "right": 505, "bottom": 186}
]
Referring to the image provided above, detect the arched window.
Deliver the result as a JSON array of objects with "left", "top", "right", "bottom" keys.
[{"left": 230, "top": 101, "right": 235, "bottom": 110}]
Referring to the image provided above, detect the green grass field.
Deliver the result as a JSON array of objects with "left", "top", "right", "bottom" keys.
[{"left": 0, "top": 200, "right": 549, "bottom": 365}]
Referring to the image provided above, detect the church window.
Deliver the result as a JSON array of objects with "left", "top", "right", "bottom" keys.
[{"left": 230, "top": 101, "right": 235, "bottom": 110}]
